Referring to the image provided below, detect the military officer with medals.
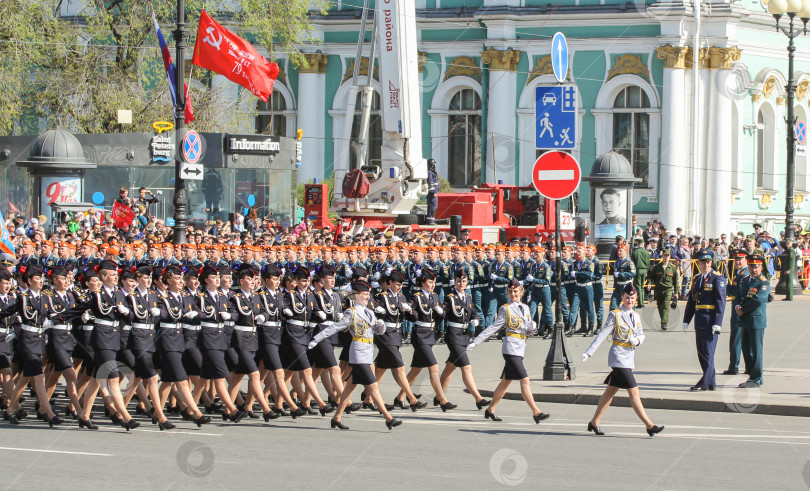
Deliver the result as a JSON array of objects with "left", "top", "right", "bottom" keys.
[
  {"left": 610, "top": 244, "right": 636, "bottom": 310},
  {"left": 723, "top": 251, "right": 749, "bottom": 375},
  {"left": 734, "top": 254, "right": 769, "bottom": 388},
  {"left": 570, "top": 245, "right": 596, "bottom": 336},
  {"left": 526, "top": 247, "right": 553, "bottom": 338}
]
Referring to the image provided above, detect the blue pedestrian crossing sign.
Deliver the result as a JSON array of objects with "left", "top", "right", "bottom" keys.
[
  {"left": 551, "top": 32, "right": 568, "bottom": 84},
  {"left": 536, "top": 85, "right": 577, "bottom": 150}
]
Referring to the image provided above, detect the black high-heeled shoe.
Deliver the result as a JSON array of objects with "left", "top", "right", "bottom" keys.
[
  {"left": 484, "top": 409, "right": 502, "bottom": 422},
  {"left": 290, "top": 407, "right": 306, "bottom": 419},
  {"left": 330, "top": 418, "right": 349, "bottom": 430},
  {"left": 587, "top": 421, "right": 604, "bottom": 435},
  {"left": 347, "top": 402, "right": 362, "bottom": 413},
  {"left": 8, "top": 413, "right": 19, "bottom": 425},
  {"left": 47, "top": 415, "right": 63, "bottom": 428},
  {"left": 410, "top": 401, "right": 427, "bottom": 412},
  {"left": 300, "top": 405, "right": 316, "bottom": 416},
  {"left": 476, "top": 399, "right": 491, "bottom": 410},
  {"left": 135, "top": 406, "right": 149, "bottom": 416},
  {"left": 158, "top": 420, "right": 176, "bottom": 431},
  {"left": 440, "top": 401, "right": 457, "bottom": 412},
  {"left": 149, "top": 408, "right": 158, "bottom": 425},
  {"left": 16, "top": 408, "right": 28, "bottom": 419},
  {"left": 36, "top": 411, "right": 45, "bottom": 421},
  {"left": 110, "top": 412, "right": 124, "bottom": 427},
  {"left": 433, "top": 397, "right": 440, "bottom": 407},
  {"left": 393, "top": 399, "right": 407, "bottom": 410},
  {"left": 205, "top": 402, "right": 224, "bottom": 414},
  {"left": 272, "top": 407, "right": 289, "bottom": 417},
  {"left": 229, "top": 409, "right": 247, "bottom": 423},
  {"left": 385, "top": 418, "right": 402, "bottom": 430},
  {"left": 646, "top": 425, "right": 664, "bottom": 437},
  {"left": 181, "top": 409, "right": 193, "bottom": 421},
  {"left": 533, "top": 412, "right": 551, "bottom": 423},
  {"left": 122, "top": 419, "right": 140, "bottom": 431},
  {"left": 193, "top": 414, "right": 212, "bottom": 427},
  {"left": 166, "top": 404, "right": 180, "bottom": 414},
  {"left": 361, "top": 402, "right": 377, "bottom": 411},
  {"left": 78, "top": 418, "right": 98, "bottom": 430},
  {"left": 319, "top": 404, "right": 334, "bottom": 417},
  {"left": 65, "top": 407, "right": 78, "bottom": 419},
  {"left": 263, "top": 411, "right": 280, "bottom": 422}
]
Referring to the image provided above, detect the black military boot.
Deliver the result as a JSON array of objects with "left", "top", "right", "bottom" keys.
[
  {"left": 574, "top": 322, "right": 587, "bottom": 335},
  {"left": 564, "top": 323, "right": 574, "bottom": 337},
  {"left": 584, "top": 324, "right": 595, "bottom": 337}
]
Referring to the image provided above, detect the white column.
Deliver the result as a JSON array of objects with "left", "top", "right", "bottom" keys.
[
  {"left": 658, "top": 63, "right": 688, "bottom": 231},
  {"left": 482, "top": 48, "right": 521, "bottom": 185},
  {"left": 704, "top": 69, "right": 733, "bottom": 238},
  {"left": 295, "top": 54, "right": 328, "bottom": 184}
]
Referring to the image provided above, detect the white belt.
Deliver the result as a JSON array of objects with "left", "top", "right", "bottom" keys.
[
  {"left": 181, "top": 323, "right": 200, "bottom": 331},
  {"left": 49, "top": 324, "right": 70, "bottom": 330},
  {"left": 576, "top": 282, "right": 593, "bottom": 286},
  {"left": 493, "top": 284, "right": 506, "bottom": 288},
  {"left": 122, "top": 326, "right": 132, "bottom": 331},
  {"left": 200, "top": 322, "right": 223, "bottom": 329},
  {"left": 234, "top": 325, "right": 256, "bottom": 333},
  {"left": 287, "top": 319, "right": 307, "bottom": 327},
  {"left": 563, "top": 280, "right": 575, "bottom": 285},
  {"left": 81, "top": 325, "right": 94, "bottom": 331},
  {"left": 21, "top": 325, "right": 43, "bottom": 334},
  {"left": 160, "top": 323, "right": 180, "bottom": 330},
  {"left": 446, "top": 321, "right": 468, "bottom": 329},
  {"left": 533, "top": 285, "right": 549, "bottom": 288},
  {"left": 262, "top": 321, "right": 281, "bottom": 327},
  {"left": 132, "top": 323, "right": 154, "bottom": 330},
  {"left": 383, "top": 322, "right": 399, "bottom": 328},
  {"left": 95, "top": 319, "right": 119, "bottom": 327},
  {"left": 224, "top": 321, "right": 235, "bottom": 327},
  {"left": 0, "top": 327, "right": 9, "bottom": 334},
  {"left": 616, "top": 280, "right": 631, "bottom": 286},
  {"left": 415, "top": 321, "right": 434, "bottom": 328}
]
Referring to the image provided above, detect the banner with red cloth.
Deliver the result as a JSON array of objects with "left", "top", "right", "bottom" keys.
[
  {"left": 111, "top": 201, "right": 135, "bottom": 229},
  {"left": 191, "top": 10, "right": 279, "bottom": 102}
]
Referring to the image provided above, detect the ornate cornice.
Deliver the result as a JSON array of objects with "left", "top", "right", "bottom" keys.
[
  {"left": 706, "top": 46, "right": 741, "bottom": 70},
  {"left": 342, "top": 57, "right": 378, "bottom": 83},
  {"left": 607, "top": 54, "right": 649, "bottom": 81},
  {"left": 299, "top": 53, "right": 328, "bottom": 74},
  {"left": 418, "top": 52, "right": 427, "bottom": 73},
  {"left": 762, "top": 77, "right": 777, "bottom": 98},
  {"left": 527, "top": 55, "right": 553, "bottom": 84},
  {"left": 656, "top": 45, "right": 691, "bottom": 69},
  {"left": 444, "top": 56, "right": 482, "bottom": 81},
  {"left": 480, "top": 47, "right": 522, "bottom": 72},
  {"left": 655, "top": 44, "right": 741, "bottom": 70}
]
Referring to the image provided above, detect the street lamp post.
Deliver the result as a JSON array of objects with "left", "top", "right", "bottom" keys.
[
  {"left": 172, "top": 0, "right": 188, "bottom": 245},
  {"left": 766, "top": 0, "right": 809, "bottom": 299}
]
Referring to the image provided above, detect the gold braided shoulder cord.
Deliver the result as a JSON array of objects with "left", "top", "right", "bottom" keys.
[
  {"left": 350, "top": 309, "right": 370, "bottom": 338},
  {"left": 613, "top": 312, "right": 633, "bottom": 342},
  {"left": 505, "top": 306, "right": 522, "bottom": 333}
]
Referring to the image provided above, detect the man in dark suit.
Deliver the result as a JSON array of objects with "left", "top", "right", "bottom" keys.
[{"left": 682, "top": 249, "right": 727, "bottom": 391}]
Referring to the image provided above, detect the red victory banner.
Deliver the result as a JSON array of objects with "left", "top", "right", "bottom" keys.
[
  {"left": 111, "top": 201, "right": 135, "bottom": 229},
  {"left": 191, "top": 10, "right": 279, "bottom": 102}
]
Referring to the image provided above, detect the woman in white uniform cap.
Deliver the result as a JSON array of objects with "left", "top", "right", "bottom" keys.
[{"left": 581, "top": 283, "right": 664, "bottom": 437}]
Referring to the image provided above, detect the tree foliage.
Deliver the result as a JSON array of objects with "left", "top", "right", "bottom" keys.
[{"left": 0, "top": 0, "right": 330, "bottom": 136}]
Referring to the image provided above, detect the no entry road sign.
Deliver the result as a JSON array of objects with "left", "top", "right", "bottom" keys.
[{"left": 532, "top": 151, "right": 581, "bottom": 200}]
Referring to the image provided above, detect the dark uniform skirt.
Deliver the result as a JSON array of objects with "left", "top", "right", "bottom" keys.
[
  {"left": 501, "top": 354, "right": 528, "bottom": 380},
  {"left": 283, "top": 341, "right": 311, "bottom": 372},
  {"left": 200, "top": 349, "right": 229, "bottom": 380},
  {"left": 22, "top": 352, "right": 44, "bottom": 377},
  {"left": 182, "top": 347, "right": 203, "bottom": 376},
  {"left": 604, "top": 367, "right": 637, "bottom": 389},
  {"left": 410, "top": 343, "right": 437, "bottom": 368},
  {"left": 117, "top": 328, "right": 136, "bottom": 370},
  {"left": 93, "top": 349, "right": 119, "bottom": 379},
  {"left": 259, "top": 343, "right": 283, "bottom": 371},
  {"left": 348, "top": 363, "right": 377, "bottom": 386},
  {"left": 445, "top": 343, "right": 470, "bottom": 368},
  {"left": 338, "top": 330, "right": 351, "bottom": 362},
  {"left": 46, "top": 346, "right": 73, "bottom": 372},
  {"left": 133, "top": 350, "right": 158, "bottom": 379},
  {"left": 374, "top": 342, "right": 404, "bottom": 369},
  {"left": 159, "top": 351, "right": 188, "bottom": 382},
  {"left": 0, "top": 352, "right": 10, "bottom": 370},
  {"left": 308, "top": 342, "right": 338, "bottom": 369}
]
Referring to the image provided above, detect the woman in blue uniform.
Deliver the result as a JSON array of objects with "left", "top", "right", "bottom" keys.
[
  {"left": 467, "top": 279, "right": 550, "bottom": 424},
  {"left": 581, "top": 283, "right": 664, "bottom": 437}
]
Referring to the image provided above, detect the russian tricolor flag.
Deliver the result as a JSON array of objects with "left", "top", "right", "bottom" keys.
[
  {"left": 153, "top": 13, "right": 194, "bottom": 124},
  {"left": 0, "top": 208, "right": 15, "bottom": 256}
]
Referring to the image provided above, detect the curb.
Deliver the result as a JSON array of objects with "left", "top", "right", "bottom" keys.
[{"left": 477, "top": 390, "right": 810, "bottom": 418}]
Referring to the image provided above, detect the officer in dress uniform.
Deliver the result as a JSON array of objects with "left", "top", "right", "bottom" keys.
[
  {"left": 587, "top": 245, "right": 605, "bottom": 336},
  {"left": 487, "top": 247, "right": 514, "bottom": 327},
  {"left": 734, "top": 254, "right": 769, "bottom": 388},
  {"left": 682, "top": 249, "right": 727, "bottom": 392},
  {"left": 723, "top": 251, "right": 749, "bottom": 375},
  {"left": 610, "top": 244, "right": 636, "bottom": 310},
  {"left": 559, "top": 247, "right": 577, "bottom": 334},
  {"left": 526, "top": 247, "right": 553, "bottom": 338},
  {"left": 0, "top": 269, "right": 17, "bottom": 410},
  {"left": 570, "top": 245, "right": 596, "bottom": 336},
  {"left": 308, "top": 264, "right": 345, "bottom": 407}
]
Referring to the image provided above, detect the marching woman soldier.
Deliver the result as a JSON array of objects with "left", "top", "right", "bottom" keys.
[
  {"left": 396, "top": 268, "right": 457, "bottom": 411},
  {"left": 117, "top": 266, "right": 152, "bottom": 416},
  {"left": 466, "top": 279, "right": 551, "bottom": 424},
  {"left": 438, "top": 269, "right": 490, "bottom": 410},
  {"left": 377, "top": 271, "right": 426, "bottom": 411},
  {"left": 156, "top": 265, "right": 212, "bottom": 427},
  {"left": 218, "top": 267, "right": 240, "bottom": 375},
  {"left": 179, "top": 267, "right": 210, "bottom": 412},
  {"left": 308, "top": 280, "right": 403, "bottom": 431},
  {"left": 256, "top": 265, "right": 305, "bottom": 418},
  {"left": 195, "top": 266, "right": 246, "bottom": 423},
  {"left": 72, "top": 268, "right": 99, "bottom": 401},
  {"left": 42, "top": 266, "right": 85, "bottom": 420},
  {"left": 226, "top": 265, "right": 278, "bottom": 423},
  {"left": 307, "top": 264, "right": 346, "bottom": 408},
  {"left": 280, "top": 266, "right": 334, "bottom": 416},
  {"left": 126, "top": 265, "right": 175, "bottom": 430},
  {"left": 581, "top": 283, "right": 664, "bottom": 437},
  {"left": 0, "top": 270, "right": 16, "bottom": 411},
  {"left": 0, "top": 265, "right": 63, "bottom": 426}
]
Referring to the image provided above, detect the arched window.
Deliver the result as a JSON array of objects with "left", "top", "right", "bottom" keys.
[
  {"left": 447, "top": 88, "right": 482, "bottom": 186},
  {"left": 256, "top": 91, "right": 286, "bottom": 136},
  {"left": 755, "top": 104, "right": 776, "bottom": 190},
  {"left": 612, "top": 86, "right": 650, "bottom": 186},
  {"left": 349, "top": 90, "right": 382, "bottom": 169}
]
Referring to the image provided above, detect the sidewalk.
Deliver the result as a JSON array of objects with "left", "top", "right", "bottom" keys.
[{"left": 398, "top": 293, "right": 810, "bottom": 417}]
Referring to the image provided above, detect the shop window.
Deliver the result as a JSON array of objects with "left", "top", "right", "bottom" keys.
[{"left": 256, "top": 91, "right": 287, "bottom": 136}]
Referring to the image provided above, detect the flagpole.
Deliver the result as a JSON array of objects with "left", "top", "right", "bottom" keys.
[{"left": 172, "top": 0, "right": 188, "bottom": 245}]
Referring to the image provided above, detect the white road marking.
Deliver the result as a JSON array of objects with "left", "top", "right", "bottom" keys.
[{"left": 0, "top": 446, "right": 112, "bottom": 457}]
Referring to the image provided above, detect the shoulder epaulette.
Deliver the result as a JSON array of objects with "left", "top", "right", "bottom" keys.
[
  {"left": 760, "top": 275, "right": 767, "bottom": 281},
  {"left": 414, "top": 292, "right": 421, "bottom": 296},
  {"left": 611, "top": 308, "right": 621, "bottom": 314}
]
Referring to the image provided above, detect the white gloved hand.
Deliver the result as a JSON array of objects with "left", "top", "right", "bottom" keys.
[
  {"left": 81, "top": 311, "right": 91, "bottom": 323},
  {"left": 117, "top": 305, "right": 130, "bottom": 315},
  {"left": 385, "top": 268, "right": 392, "bottom": 276},
  {"left": 283, "top": 308, "right": 293, "bottom": 317},
  {"left": 42, "top": 319, "right": 53, "bottom": 330},
  {"left": 416, "top": 269, "right": 422, "bottom": 278},
  {"left": 490, "top": 273, "right": 498, "bottom": 280},
  {"left": 373, "top": 272, "right": 381, "bottom": 280},
  {"left": 629, "top": 335, "right": 640, "bottom": 346},
  {"left": 336, "top": 312, "right": 344, "bottom": 322},
  {"left": 449, "top": 279, "right": 455, "bottom": 286},
  {"left": 183, "top": 311, "right": 198, "bottom": 319},
  {"left": 376, "top": 319, "right": 385, "bottom": 330},
  {"left": 466, "top": 342, "right": 477, "bottom": 351},
  {"left": 220, "top": 312, "right": 231, "bottom": 321},
  {"left": 315, "top": 311, "right": 326, "bottom": 321},
  {"left": 525, "top": 274, "right": 534, "bottom": 282},
  {"left": 149, "top": 307, "right": 160, "bottom": 316},
  {"left": 471, "top": 318, "right": 479, "bottom": 327},
  {"left": 307, "top": 340, "right": 318, "bottom": 350},
  {"left": 345, "top": 268, "right": 353, "bottom": 277},
  {"left": 433, "top": 306, "right": 444, "bottom": 316},
  {"left": 374, "top": 306, "right": 386, "bottom": 315},
  {"left": 712, "top": 325, "right": 721, "bottom": 334},
  {"left": 281, "top": 268, "right": 286, "bottom": 275},
  {"left": 517, "top": 280, "right": 523, "bottom": 287},
  {"left": 581, "top": 353, "right": 590, "bottom": 362},
  {"left": 4, "top": 332, "right": 16, "bottom": 343},
  {"left": 400, "top": 303, "right": 412, "bottom": 312},
  {"left": 371, "top": 281, "right": 380, "bottom": 289},
  {"left": 532, "top": 321, "right": 538, "bottom": 334},
  {"left": 682, "top": 322, "right": 689, "bottom": 332},
  {"left": 255, "top": 314, "right": 266, "bottom": 324}
]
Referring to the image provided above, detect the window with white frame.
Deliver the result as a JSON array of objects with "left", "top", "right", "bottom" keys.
[
  {"left": 755, "top": 104, "right": 776, "bottom": 190},
  {"left": 447, "top": 88, "right": 482, "bottom": 186},
  {"left": 256, "top": 91, "right": 286, "bottom": 137},
  {"left": 612, "top": 86, "right": 650, "bottom": 186}
]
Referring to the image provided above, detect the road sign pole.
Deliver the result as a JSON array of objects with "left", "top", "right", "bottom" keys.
[
  {"left": 172, "top": 0, "right": 187, "bottom": 246},
  {"left": 544, "top": 200, "right": 575, "bottom": 381}
]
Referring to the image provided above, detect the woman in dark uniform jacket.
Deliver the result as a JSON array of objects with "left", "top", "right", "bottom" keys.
[
  {"left": 396, "top": 268, "right": 457, "bottom": 411},
  {"left": 180, "top": 267, "right": 208, "bottom": 412},
  {"left": 156, "top": 265, "right": 211, "bottom": 427},
  {"left": 218, "top": 267, "right": 239, "bottom": 375},
  {"left": 0, "top": 265, "right": 62, "bottom": 426},
  {"left": 438, "top": 269, "right": 490, "bottom": 410},
  {"left": 307, "top": 264, "right": 344, "bottom": 407},
  {"left": 195, "top": 265, "right": 245, "bottom": 423},
  {"left": 225, "top": 265, "right": 277, "bottom": 422},
  {"left": 0, "top": 269, "right": 17, "bottom": 411},
  {"left": 257, "top": 265, "right": 304, "bottom": 418},
  {"left": 72, "top": 268, "right": 98, "bottom": 382}
]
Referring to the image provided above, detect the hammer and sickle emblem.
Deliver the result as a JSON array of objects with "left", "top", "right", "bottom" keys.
[{"left": 203, "top": 27, "right": 223, "bottom": 51}]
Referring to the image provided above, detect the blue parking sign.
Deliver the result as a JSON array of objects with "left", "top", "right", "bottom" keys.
[{"left": 536, "top": 85, "right": 577, "bottom": 150}]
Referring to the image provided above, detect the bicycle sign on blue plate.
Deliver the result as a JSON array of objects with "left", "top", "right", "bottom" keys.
[{"left": 536, "top": 85, "right": 577, "bottom": 150}]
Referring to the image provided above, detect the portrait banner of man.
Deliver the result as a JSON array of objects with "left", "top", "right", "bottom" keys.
[{"left": 594, "top": 187, "right": 627, "bottom": 239}]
